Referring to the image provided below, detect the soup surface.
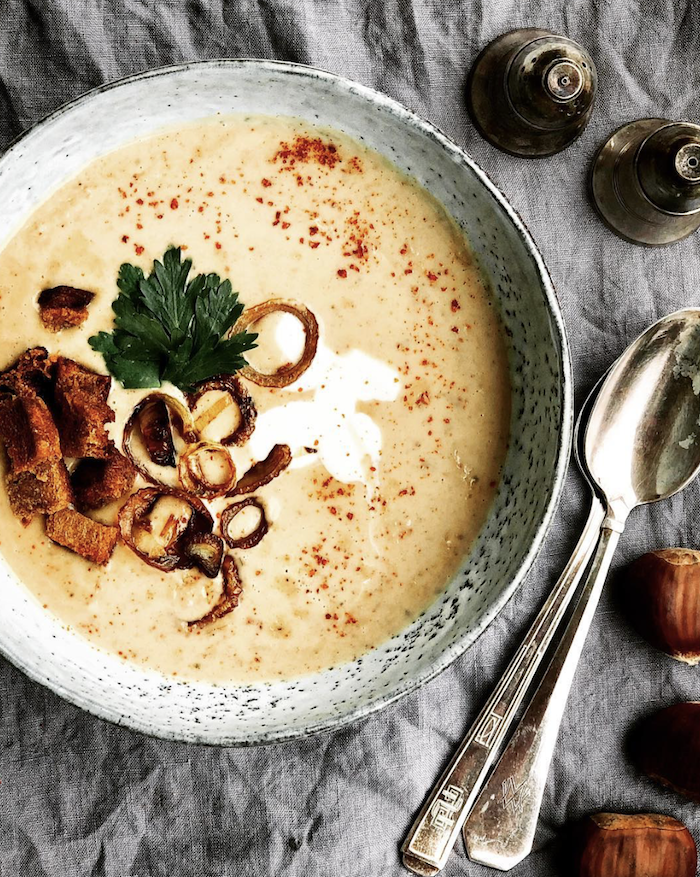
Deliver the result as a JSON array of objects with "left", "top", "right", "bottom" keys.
[{"left": 0, "top": 115, "right": 510, "bottom": 682}]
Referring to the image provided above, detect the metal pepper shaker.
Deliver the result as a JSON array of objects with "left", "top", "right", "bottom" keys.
[
  {"left": 590, "top": 118, "right": 700, "bottom": 246},
  {"left": 466, "top": 28, "right": 597, "bottom": 157}
]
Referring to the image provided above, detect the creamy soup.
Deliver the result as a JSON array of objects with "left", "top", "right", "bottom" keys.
[{"left": 0, "top": 116, "right": 510, "bottom": 682}]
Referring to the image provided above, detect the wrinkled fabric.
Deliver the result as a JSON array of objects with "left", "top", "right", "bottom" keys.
[{"left": 2, "top": 1, "right": 700, "bottom": 875}]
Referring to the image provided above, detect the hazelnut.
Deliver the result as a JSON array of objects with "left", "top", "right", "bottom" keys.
[
  {"left": 576, "top": 813, "right": 696, "bottom": 877},
  {"left": 622, "top": 548, "right": 700, "bottom": 663},
  {"left": 632, "top": 702, "right": 700, "bottom": 802}
]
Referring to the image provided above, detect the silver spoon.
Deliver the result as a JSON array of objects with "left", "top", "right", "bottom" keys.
[
  {"left": 402, "top": 308, "right": 700, "bottom": 875},
  {"left": 463, "top": 307, "right": 700, "bottom": 869},
  {"left": 401, "top": 384, "right": 606, "bottom": 875}
]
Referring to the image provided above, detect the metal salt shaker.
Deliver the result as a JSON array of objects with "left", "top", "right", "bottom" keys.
[
  {"left": 466, "top": 28, "right": 597, "bottom": 157},
  {"left": 590, "top": 118, "right": 700, "bottom": 245}
]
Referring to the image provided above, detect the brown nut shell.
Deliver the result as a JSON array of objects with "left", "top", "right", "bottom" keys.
[
  {"left": 576, "top": 812, "right": 696, "bottom": 877},
  {"left": 623, "top": 548, "right": 700, "bottom": 664},
  {"left": 632, "top": 702, "right": 700, "bottom": 803}
]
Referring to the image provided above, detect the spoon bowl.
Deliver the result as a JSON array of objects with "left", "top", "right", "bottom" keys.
[{"left": 583, "top": 308, "right": 700, "bottom": 523}]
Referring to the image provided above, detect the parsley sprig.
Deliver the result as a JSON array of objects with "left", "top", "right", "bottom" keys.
[{"left": 89, "top": 247, "right": 257, "bottom": 391}]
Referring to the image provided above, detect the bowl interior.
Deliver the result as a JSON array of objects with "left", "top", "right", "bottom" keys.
[{"left": 0, "top": 60, "right": 571, "bottom": 744}]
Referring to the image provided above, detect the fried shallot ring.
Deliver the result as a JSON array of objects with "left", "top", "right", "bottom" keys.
[
  {"left": 186, "top": 375, "right": 257, "bottom": 446},
  {"left": 177, "top": 441, "right": 237, "bottom": 498},
  {"left": 188, "top": 555, "right": 243, "bottom": 630},
  {"left": 232, "top": 298, "right": 318, "bottom": 388},
  {"left": 118, "top": 486, "right": 213, "bottom": 572},
  {"left": 182, "top": 532, "right": 224, "bottom": 578},
  {"left": 123, "top": 393, "right": 198, "bottom": 486},
  {"left": 138, "top": 396, "right": 176, "bottom": 466},
  {"left": 220, "top": 497, "right": 269, "bottom": 550},
  {"left": 229, "top": 443, "right": 292, "bottom": 495}
]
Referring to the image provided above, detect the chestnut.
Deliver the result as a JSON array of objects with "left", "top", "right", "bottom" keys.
[
  {"left": 575, "top": 812, "right": 696, "bottom": 877},
  {"left": 632, "top": 702, "right": 700, "bottom": 802},
  {"left": 622, "top": 548, "right": 700, "bottom": 663}
]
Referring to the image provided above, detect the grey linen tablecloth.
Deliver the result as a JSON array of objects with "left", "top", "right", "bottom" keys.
[{"left": 2, "top": 1, "right": 700, "bottom": 875}]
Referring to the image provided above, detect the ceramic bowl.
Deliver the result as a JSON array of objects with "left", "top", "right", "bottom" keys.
[{"left": 0, "top": 60, "right": 572, "bottom": 745}]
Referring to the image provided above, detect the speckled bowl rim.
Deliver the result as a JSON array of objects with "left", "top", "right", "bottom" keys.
[{"left": 0, "top": 59, "right": 573, "bottom": 745}]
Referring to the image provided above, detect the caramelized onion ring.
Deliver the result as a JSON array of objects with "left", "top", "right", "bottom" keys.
[
  {"left": 233, "top": 298, "right": 318, "bottom": 388},
  {"left": 187, "top": 375, "right": 257, "bottom": 446},
  {"left": 220, "top": 497, "right": 269, "bottom": 550},
  {"left": 118, "top": 487, "right": 213, "bottom": 572},
  {"left": 139, "top": 397, "right": 176, "bottom": 466},
  {"left": 123, "top": 393, "right": 198, "bottom": 486},
  {"left": 188, "top": 555, "right": 243, "bottom": 630},
  {"left": 230, "top": 444, "right": 292, "bottom": 495},
  {"left": 183, "top": 532, "right": 224, "bottom": 578},
  {"left": 178, "top": 441, "right": 237, "bottom": 498}
]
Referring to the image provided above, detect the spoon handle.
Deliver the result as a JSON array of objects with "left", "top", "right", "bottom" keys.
[
  {"left": 463, "top": 524, "right": 621, "bottom": 871},
  {"left": 401, "top": 500, "right": 605, "bottom": 876}
]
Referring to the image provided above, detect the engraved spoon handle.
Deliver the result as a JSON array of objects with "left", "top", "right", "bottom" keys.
[
  {"left": 401, "top": 499, "right": 605, "bottom": 876},
  {"left": 463, "top": 523, "right": 622, "bottom": 871}
]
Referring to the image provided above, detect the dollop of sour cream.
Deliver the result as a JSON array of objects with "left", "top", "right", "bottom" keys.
[{"left": 247, "top": 313, "right": 400, "bottom": 485}]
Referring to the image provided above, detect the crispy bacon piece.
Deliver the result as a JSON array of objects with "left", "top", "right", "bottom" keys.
[
  {"left": 53, "top": 357, "right": 114, "bottom": 458},
  {"left": 118, "top": 487, "right": 213, "bottom": 572},
  {"left": 182, "top": 532, "right": 224, "bottom": 578},
  {"left": 220, "top": 497, "right": 268, "bottom": 549},
  {"left": 188, "top": 555, "right": 243, "bottom": 630},
  {"left": 187, "top": 374, "right": 257, "bottom": 446},
  {"left": 123, "top": 393, "right": 197, "bottom": 485},
  {"left": 72, "top": 444, "right": 136, "bottom": 511},
  {"left": 38, "top": 286, "right": 94, "bottom": 332},
  {"left": 178, "top": 441, "right": 237, "bottom": 498},
  {"left": 46, "top": 508, "right": 118, "bottom": 564},
  {"left": 232, "top": 298, "right": 318, "bottom": 388},
  {"left": 230, "top": 444, "right": 292, "bottom": 495}
]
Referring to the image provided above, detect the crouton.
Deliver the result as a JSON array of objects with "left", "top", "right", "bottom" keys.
[
  {"left": 0, "top": 347, "right": 53, "bottom": 397},
  {"left": 0, "top": 378, "right": 73, "bottom": 524},
  {"left": 0, "top": 390, "right": 62, "bottom": 473},
  {"left": 53, "top": 357, "right": 114, "bottom": 458},
  {"left": 72, "top": 444, "right": 136, "bottom": 510},
  {"left": 46, "top": 508, "right": 118, "bottom": 564},
  {"left": 7, "top": 459, "right": 73, "bottom": 524},
  {"left": 38, "top": 286, "right": 94, "bottom": 332}
]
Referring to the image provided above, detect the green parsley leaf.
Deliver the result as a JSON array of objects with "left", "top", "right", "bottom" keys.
[{"left": 89, "top": 246, "right": 258, "bottom": 391}]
